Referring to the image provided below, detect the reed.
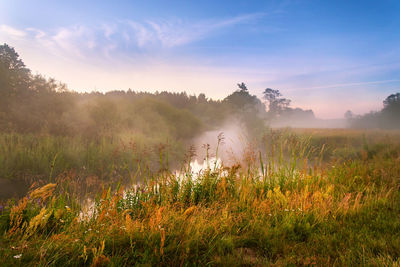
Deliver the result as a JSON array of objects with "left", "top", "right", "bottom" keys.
[{"left": 0, "top": 129, "right": 399, "bottom": 266}]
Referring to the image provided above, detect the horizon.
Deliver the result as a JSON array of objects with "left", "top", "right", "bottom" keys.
[{"left": 1, "top": 0, "right": 399, "bottom": 119}]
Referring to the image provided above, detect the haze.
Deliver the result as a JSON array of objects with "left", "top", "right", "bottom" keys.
[{"left": 1, "top": 0, "right": 400, "bottom": 119}]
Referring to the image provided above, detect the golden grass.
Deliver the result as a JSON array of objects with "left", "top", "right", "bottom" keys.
[{"left": 0, "top": 129, "right": 400, "bottom": 266}]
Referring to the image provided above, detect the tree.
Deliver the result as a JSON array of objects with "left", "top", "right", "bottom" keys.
[
  {"left": 225, "top": 83, "right": 264, "bottom": 113},
  {"left": 344, "top": 110, "right": 353, "bottom": 120},
  {"left": 262, "top": 88, "right": 291, "bottom": 117},
  {"left": 198, "top": 93, "right": 207, "bottom": 103},
  {"left": 0, "top": 44, "right": 26, "bottom": 69},
  {"left": 381, "top": 92, "right": 400, "bottom": 128},
  {"left": 0, "top": 44, "right": 32, "bottom": 130},
  {"left": 383, "top": 93, "right": 400, "bottom": 107},
  {"left": 237, "top": 82, "right": 248, "bottom": 92},
  {"left": 0, "top": 43, "right": 31, "bottom": 95},
  {"left": 349, "top": 92, "right": 400, "bottom": 129}
]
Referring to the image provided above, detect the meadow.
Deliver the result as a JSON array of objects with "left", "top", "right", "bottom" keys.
[{"left": 0, "top": 128, "right": 399, "bottom": 266}]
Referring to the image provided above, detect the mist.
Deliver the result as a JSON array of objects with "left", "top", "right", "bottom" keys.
[
  {"left": 190, "top": 118, "right": 250, "bottom": 166},
  {"left": 270, "top": 117, "right": 347, "bottom": 129},
  {"left": 1, "top": 1, "right": 400, "bottom": 264}
]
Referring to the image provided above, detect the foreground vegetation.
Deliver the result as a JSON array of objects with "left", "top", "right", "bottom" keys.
[
  {"left": 2, "top": 31, "right": 400, "bottom": 267},
  {"left": 0, "top": 129, "right": 399, "bottom": 266},
  {"left": 2, "top": 40, "right": 400, "bottom": 266}
]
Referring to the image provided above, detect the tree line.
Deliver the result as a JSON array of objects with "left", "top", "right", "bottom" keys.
[
  {"left": 345, "top": 93, "right": 400, "bottom": 129},
  {"left": 0, "top": 43, "right": 318, "bottom": 140},
  {"left": 0, "top": 44, "right": 267, "bottom": 140},
  {"left": 3, "top": 43, "right": 397, "bottom": 137}
]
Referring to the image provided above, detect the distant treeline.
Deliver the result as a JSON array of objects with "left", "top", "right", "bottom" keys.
[
  {"left": 346, "top": 93, "right": 400, "bottom": 129},
  {"left": 2, "top": 43, "right": 398, "bottom": 135},
  {"left": 0, "top": 44, "right": 270, "bottom": 140}
]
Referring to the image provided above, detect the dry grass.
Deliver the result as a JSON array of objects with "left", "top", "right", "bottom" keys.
[{"left": 0, "top": 129, "right": 400, "bottom": 266}]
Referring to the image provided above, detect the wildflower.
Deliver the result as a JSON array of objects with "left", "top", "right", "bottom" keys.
[
  {"left": 13, "top": 254, "right": 22, "bottom": 259},
  {"left": 284, "top": 209, "right": 289, "bottom": 212},
  {"left": 29, "top": 183, "right": 56, "bottom": 202},
  {"left": 183, "top": 206, "right": 196, "bottom": 217}
]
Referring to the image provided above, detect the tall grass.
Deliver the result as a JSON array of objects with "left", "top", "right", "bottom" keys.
[
  {"left": 0, "top": 133, "right": 185, "bottom": 197},
  {"left": 0, "top": 129, "right": 400, "bottom": 266}
]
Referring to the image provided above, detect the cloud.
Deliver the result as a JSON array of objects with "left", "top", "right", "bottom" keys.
[
  {"left": 287, "top": 79, "right": 400, "bottom": 91},
  {"left": 0, "top": 15, "right": 268, "bottom": 102},
  {"left": 0, "top": 24, "right": 26, "bottom": 38},
  {"left": 26, "top": 28, "right": 46, "bottom": 38},
  {"left": 126, "top": 21, "right": 157, "bottom": 47},
  {"left": 1, "top": 13, "right": 398, "bottom": 119},
  {"left": 143, "top": 13, "right": 265, "bottom": 47},
  {"left": 0, "top": 13, "right": 263, "bottom": 61},
  {"left": 101, "top": 24, "right": 116, "bottom": 40}
]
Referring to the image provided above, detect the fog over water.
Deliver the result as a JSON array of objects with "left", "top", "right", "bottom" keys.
[
  {"left": 191, "top": 119, "right": 251, "bottom": 168},
  {"left": 270, "top": 118, "right": 347, "bottom": 129}
]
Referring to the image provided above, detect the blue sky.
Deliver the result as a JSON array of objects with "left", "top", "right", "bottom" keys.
[{"left": 1, "top": 0, "right": 399, "bottom": 118}]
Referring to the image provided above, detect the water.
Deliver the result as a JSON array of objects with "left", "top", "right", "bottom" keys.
[
  {"left": 78, "top": 156, "right": 224, "bottom": 221},
  {"left": 187, "top": 157, "right": 221, "bottom": 175}
]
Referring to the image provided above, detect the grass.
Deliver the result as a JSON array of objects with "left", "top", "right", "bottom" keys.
[
  {"left": 0, "top": 133, "right": 185, "bottom": 199},
  {"left": 0, "top": 129, "right": 400, "bottom": 266}
]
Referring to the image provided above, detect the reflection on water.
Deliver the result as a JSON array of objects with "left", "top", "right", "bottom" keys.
[
  {"left": 79, "top": 127, "right": 249, "bottom": 221},
  {"left": 79, "top": 156, "right": 223, "bottom": 221},
  {"left": 187, "top": 157, "right": 221, "bottom": 175}
]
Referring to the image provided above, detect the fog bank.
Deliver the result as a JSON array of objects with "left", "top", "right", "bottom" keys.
[
  {"left": 271, "top": 118, "right": 347, "bottom": 129},
  {"left": 191, "top": 119, "right": 251, "bottom": 166}
]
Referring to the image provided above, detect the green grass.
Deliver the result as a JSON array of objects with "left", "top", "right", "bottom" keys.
[
  {"left": 0, "top": 133, "right": 184, "bottom": 189},
  {"left": 0, "top": 129, "right": 400, "bottom": 266}
]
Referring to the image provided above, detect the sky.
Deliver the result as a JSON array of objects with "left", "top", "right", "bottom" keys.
[{"left": 1, "top": 0, "right": 399, "bottom": 119}]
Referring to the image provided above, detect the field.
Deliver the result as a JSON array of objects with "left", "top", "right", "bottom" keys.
[{"left": 0, "top": 128, "right": 400, "bottom": 266}]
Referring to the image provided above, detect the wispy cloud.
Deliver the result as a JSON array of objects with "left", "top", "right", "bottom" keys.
[
  {"left": 126, "top": 21, "right": 157, "bottom": 47},
  {"left": 142, "top": 13, "right": 265, "bottom": 47},
  {"left": 0, "top": 25, "right": 26, "bottom": 38},
  {"left": 1, "top": 10, "right": 398, "bottom": 119},
  {"left": 287, "top": 79, "right": 400, "bottom": 91},
  {"left": 0, "top": 13, "right": 264, "bottom": 61}
]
